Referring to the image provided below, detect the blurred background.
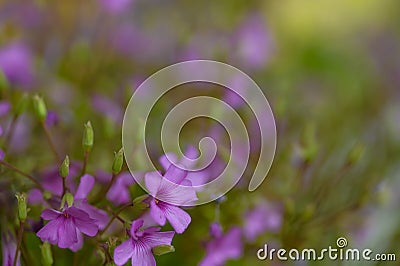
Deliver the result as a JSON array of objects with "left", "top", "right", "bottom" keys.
[{"left": 1, "top": 0, "right": 400, "bottom": 265}]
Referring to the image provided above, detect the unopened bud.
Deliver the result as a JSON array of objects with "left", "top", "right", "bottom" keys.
[
  {"left": 82, "top": 121, "right": 94, "bottom": 152},
  {"left": 112, "top": 148, "right": 124, "bottom": 174},
  {"left": 15, "top": 193, "right": 27, "bottom": 221},
  {"left": 60, "top": 155, "right": 70, "bottom": 178},
  {"left": 33, "top": 95, "right": 47, "bottom": 122}
]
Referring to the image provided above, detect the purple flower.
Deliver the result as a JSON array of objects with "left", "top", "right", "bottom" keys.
[
  {"left": 0, "top": 101, "right": 11, "bottom": 117},
  {"left": 0, "top": 149, "right": 4, "bottom": 161},
  {"left": 113, "top": 219, "right": 174, "bottom": 266},
  {"left": 36, "top": 206, "right": 98, "bottom": 250},
  {"left": 106, "top": 172, "right": 135, "bottom": 205},
  {"left": 100, "top": 0, "right": 133, "bottom": 15},
  {"left": 45, "top": 111, "right": 59, "bottom": 127},
  {"left": 144, "top": 165, "right": 197, "bottom": 233},
  {"left": 200, "top": 223, "right": 243, "bottom": 266},
  {"left": 0, "top": 42, "right": 34, "bottom": 89},
  {"left": 91, "top": 94, "right": 123, "bottom": 124},
  {"left": 233, "top": 13, "right": 272, "bottom": 70},
  {"left": 2, "top": 231, "right": 20, "bottom": 266},
  {"left": 243, "top": 202, "right": 282, "bottom": 242},
  {"left": 37, "top": 175, "right": 108, "bottom": 251},
  {"left": 40, "top": 162, "right": 81, "bottom": 197},
  {"left": 73, "top": 174, "right": 109, "bottom": 229},
  {"left": 159, "top": 146, "right": 210, "bottom": 187}
]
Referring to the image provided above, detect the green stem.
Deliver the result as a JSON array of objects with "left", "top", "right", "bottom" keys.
[
  {"left": 41, "top": 121, "right": 61, "bottom": 162},
  {"left": 0, "top": 160, "right": 44, "bottom": 191},
  {"left": 100, "top": 203, "right": 133, "bottom": 236},
  {"left": 80, "top": 151, "right": 89, "bottom": 177},
  {"left": 13, "top": 220, "right": 24, "bottom": 266}
]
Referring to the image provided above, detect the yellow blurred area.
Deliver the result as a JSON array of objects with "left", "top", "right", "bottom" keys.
[{"left": 264, "top": 0, "right": 398, "bottom": 41}]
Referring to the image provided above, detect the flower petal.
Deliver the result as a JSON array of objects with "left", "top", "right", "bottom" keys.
[
  {"left": 58, "top": 218, "right": 78, "bottom": 248},
  {"left": 163, "top": 165, "right": 187, "bottom": 185},
  {"left": 143, "top": 231, "right": 174, "bottom": 248},
  {"left": 41, "top": 209, "right": 61, "bottom": 220},
  {"left": 129, "top": 219, "right": 144, "bottom": 237},
  {"left": 161, "top": 203, "right": 191, "bottom": 234},
  {"left": 130, "top": 246, "right": 156, "bottom": 266},
  {"left": 149, "top": 200, "right": 166, "bottom": 226},
  {"left": 69, "top": 230, "right": 84, "bottom": 252},
  {"left": 37, "top": 218, "right": 62, "bottom": 245},
  {"left": 75, "top": 201, "right": 109, "bottom": 229},
  {"left": 67, "top": 207, "right": 99, "bottom": 236},
  {"left": 144, "top": 172, "right": 162, "bottom": 196},
  {"left": 74, "top": 174, "right": 95, "bottom": 200},
  {"left": 159, "top": 152, "right": 178, "bottom": 171},
  {"left": 114, "top": 239, "right": 134, "bottom": 266},
  {"left": 157, "top": 184, "right": 198, "bottom": 206}
]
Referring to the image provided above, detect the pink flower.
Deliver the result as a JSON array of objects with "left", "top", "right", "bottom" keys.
[
  {"left": 2, "top": 231, "right": 20, "bottom": 266},
  {"left": 106, "top": 172, "right": 136, "bottom": 205},
  {"left": 113, "top": 219, "right": 174, "bottom": 266},
  {"left": 243, "top": 201, "right": 282, "bottom": 242},
  {"left": 200, "top": 223, "right": 243, "bottom": 266},
  {"left": 36, "top": 206, "right": 98, "bottom": 251},
  {"left": 36, "top": 175, "right": 108, "bottom": 251},
  {"left": 144, "top": 165, "right": 198, "bottom": 234},
  {"left": 0, "top": 42, "right": 34, "bottom": 89}
]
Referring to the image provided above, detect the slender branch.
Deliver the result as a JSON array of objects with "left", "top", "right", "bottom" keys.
[
  {"left": 100, "top": 203, "right": 133, "bottom": 236},
  {"left": 103, "top": 173, "right": 117, "bottom": 195},
  {"left": 2, "top": 115, "right": 18, "bottom": 152},
  {"left": 62, "top": 176, "right": 67, "bottom": 196},
  {"left": 80, "top": 151, "right": 89, "bottom": 177},
  {"left": 41, "top": 121, "right": 61, "bottom": 162},
  {"left": 13, "top": 220, "right": 24, "bottom": 266},
  {"left": 0, "top": 160, "right": 44, "bottom": 191}
]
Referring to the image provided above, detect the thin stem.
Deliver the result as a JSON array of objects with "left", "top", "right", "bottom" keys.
[
  {"left": 13, "top": 220, "right": 24, "bottom": 266},
  {"left": 107, "top": 206, "right": 127, "bottom": 224},
  {"left": 92, "top": 173, "right": 116, "bottom": 204},
  {"left": 103, "top": 173, "right": 117, "bottom": 195},
  {"left": 41, "top": 121, "right": 61, "bottom": 162},
  {"left": 0, "top": 160, "right": 44, "bottom": 191},
  {"left": 62, "top": 176, "right": 67, "bottom": 196},
  {"left": 80, "top": 151, "right": 89, "bottom": 177},
  {"left": 2, "top": 115, "right": 18, "bottom": 152},
  {"left": 100, "top": 203, "right": 133, "bottom": 236}
]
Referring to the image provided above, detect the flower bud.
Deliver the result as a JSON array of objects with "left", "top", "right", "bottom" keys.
[
  {"left": 152, "top": 245, "right": 175, "bottom": 256},
  {"left": 82, "top": 121, "right": 94, "bottom": 152},
  {"left": 61, "top": 192, "right": 74, "bottom": 208},
  {"left": 33, "top": 95, "right": 47, "bottom": 122},
  {"left": 112, "top": 148, "right": 124, "bottom": 174},
  {"left": 59, "top": 155, "right": 70, "bottom": 178},
  {"left": 15, "top": 193, "right": 27, "bottom": 222},
  {"left": 40, "top": 242, "right": 53, "bottom": 266}
]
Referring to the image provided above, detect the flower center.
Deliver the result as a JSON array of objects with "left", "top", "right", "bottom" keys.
[{"left": 64, "top": 213, "right": 70, "bottom": 218}]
